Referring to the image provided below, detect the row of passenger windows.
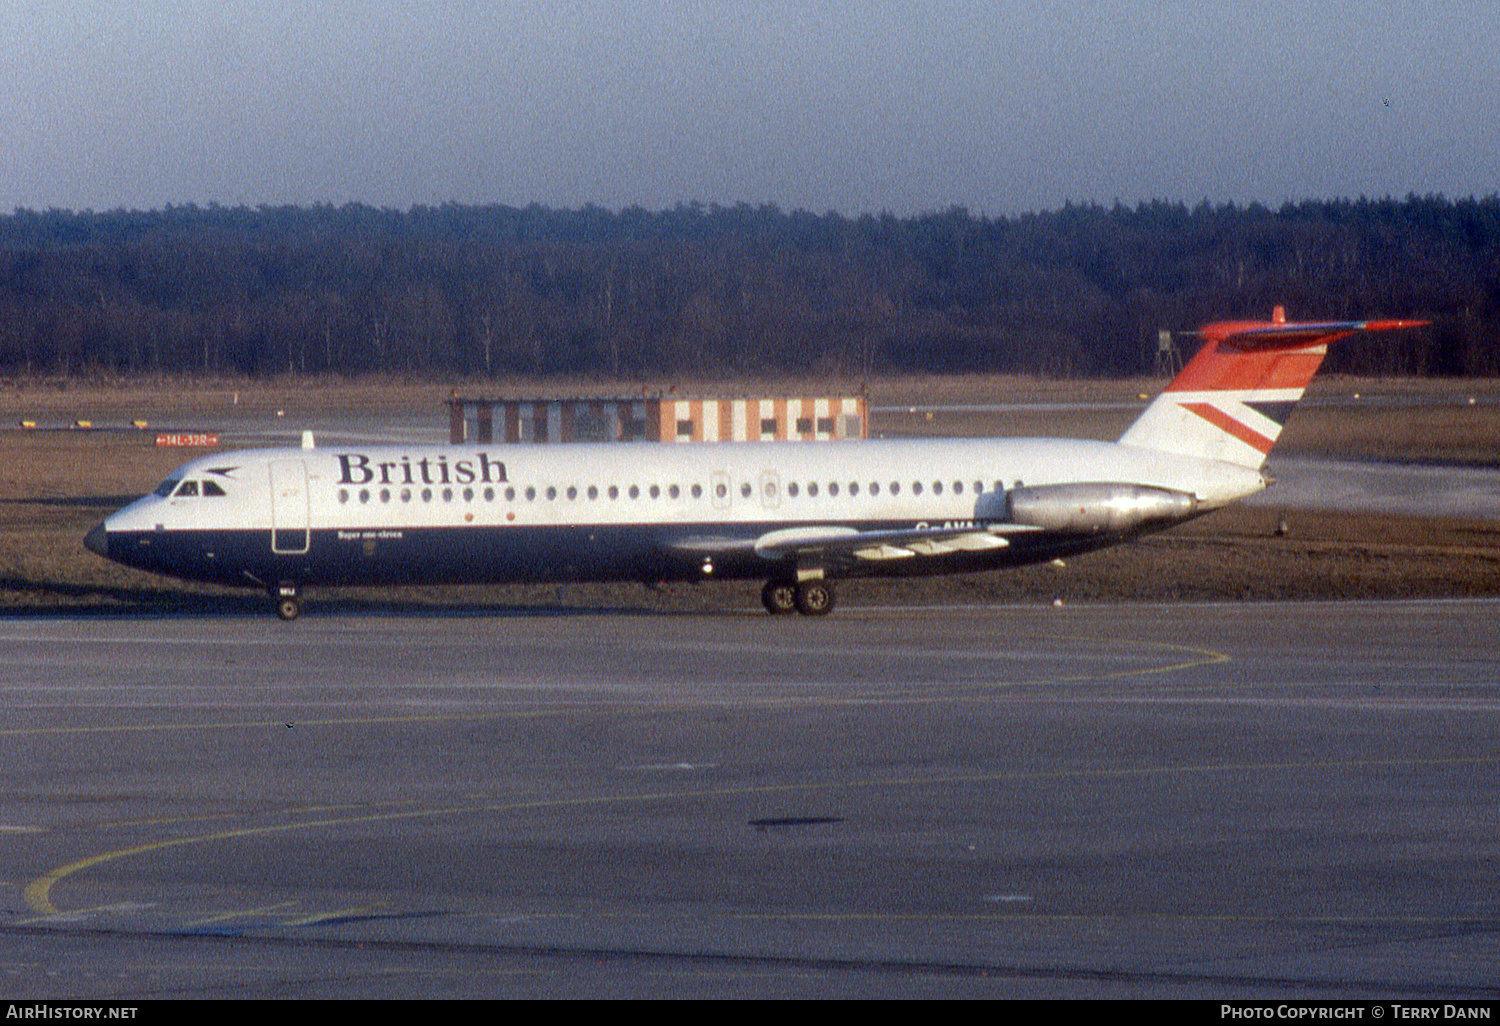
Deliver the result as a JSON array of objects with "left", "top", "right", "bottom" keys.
[{"left": 337, "top": 478, "right": 1009, "bottom": 506}]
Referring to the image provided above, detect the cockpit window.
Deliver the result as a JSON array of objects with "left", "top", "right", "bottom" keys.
[
  {"left": 175, "top": 481, "right": 199, "bottom": 497},
  {"left": 202, "top": 480, "right": 226, "bottom": 497},
  {"left": 153, "top": 478, "right": 181, "bottom": 497}
]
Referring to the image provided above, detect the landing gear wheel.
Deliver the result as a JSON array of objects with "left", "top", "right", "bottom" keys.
[
  {"left": 761, "top": 579, "right": 798, "bottom": 615},
  {"left": 794, "top": 580, "right": 835, "bottom": 617},
  {"left": 273, "top": 582, "right": 301, "bottom": 622}
]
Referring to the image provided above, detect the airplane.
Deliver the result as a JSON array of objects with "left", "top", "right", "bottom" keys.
[{"left": 85, "top": 308, "right": 1425, "bottom": 621}]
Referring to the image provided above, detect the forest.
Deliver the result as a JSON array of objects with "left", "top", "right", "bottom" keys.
[{"left": 1, "top": 195, "right": 1496, "bottom": 380}]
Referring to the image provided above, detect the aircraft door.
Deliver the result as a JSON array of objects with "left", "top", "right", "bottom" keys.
[
  {"left": 711, "top": 470, "right": 732, "bottom": 510},
  {"left": 270, "top": 459, "right": 311, "bottom": 554},
  {"left": 759, "top": 469, "right": 781, "bottom": 509}
]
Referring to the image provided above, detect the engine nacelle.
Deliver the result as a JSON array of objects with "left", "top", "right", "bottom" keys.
[{"left": 1007, "top": 483, "right": 1198, "bottom": 534}]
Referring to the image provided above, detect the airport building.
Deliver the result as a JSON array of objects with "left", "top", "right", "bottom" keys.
[{"left": 447, "top": 395, "right": 868, "bottom": 445}]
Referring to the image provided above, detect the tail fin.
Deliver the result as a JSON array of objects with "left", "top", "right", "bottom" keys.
[{"left": 1119, "top": 307, "right": 1426, "bottom": 468}]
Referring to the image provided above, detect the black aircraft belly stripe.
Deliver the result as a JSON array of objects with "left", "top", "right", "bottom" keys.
[{"left": 102, "top": 521, "right": 1118, "bottom": 588}]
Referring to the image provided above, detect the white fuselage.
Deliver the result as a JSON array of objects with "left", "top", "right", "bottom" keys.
[{"left": 92, "top": 435, "right": 1265, "bottom": 591}]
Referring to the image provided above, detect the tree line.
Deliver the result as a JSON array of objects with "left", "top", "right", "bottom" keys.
[{"left": 1, "top": 195, "right": 1496, "bottom": 379}]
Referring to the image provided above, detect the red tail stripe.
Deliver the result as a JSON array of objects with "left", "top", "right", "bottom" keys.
[
  {"left": 1181, "top": 402, "right": 1276, "bottom": 454},
  {"left": 1166, "top": 342, "right": 1333, "bottom": 392}
]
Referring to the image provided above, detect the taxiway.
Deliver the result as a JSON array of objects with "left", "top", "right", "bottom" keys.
[{"left": 1, "top": 601, "right": 1496, "bottom": 998}]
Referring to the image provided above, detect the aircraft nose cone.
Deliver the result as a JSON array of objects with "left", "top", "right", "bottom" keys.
[{"left": 84, "top": 523, "right": 109, "bottom": 557}]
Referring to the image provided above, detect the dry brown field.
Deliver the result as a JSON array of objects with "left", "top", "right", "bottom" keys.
[{"left": 3, "top": 374, "right": 1499, "bottom": 614}]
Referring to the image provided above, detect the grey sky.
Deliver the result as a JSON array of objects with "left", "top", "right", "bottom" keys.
[{"left": 3, "top": 0, "right": 1495, "bottom": 215}]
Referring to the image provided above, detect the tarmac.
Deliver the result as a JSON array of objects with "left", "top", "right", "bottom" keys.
[{"left": 1, "top": 600, "right": 1497, "bottom": 998}]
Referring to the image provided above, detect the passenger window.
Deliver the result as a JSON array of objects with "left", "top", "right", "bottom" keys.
[
  {"left": 933, "top": 482, "right": 943, "bottom": 495},
  {"left": 650, "top": 484, "right": 660, "bottom": 499},
  {"left": 788, "top": 482, "right": 799, "bottom": 498},
  {"left": 587, "top": 485, "right": 598, "bottom": 500},
  {"left": 691, "top": 483, "right": 702, "bottom": 499},
  {"left": 669, "top": 484, "right": 680, "bottom": 499},
  {"left": 629, "top": 485, "right": 640, "bottom": 499},
  {"left": 829, "top": 482, "right": 839, "bottom": 497},
  {"left": 808, "top": 482, "right": 819, "bottom": 497},
  {"left": 913, "top": 482, "right": 923, "bottom": 495},
  {"left": 890, "top": 482, "right": 900, "bottom": 495},
  {"left": 870, "top": 482, "right": 880, "bottom": 495},
  {"left": 953, "top": 481, "right": 963, "bottom": 494},
  {"left": 740, "top": 482, "right": 752, "bottom": 498}
]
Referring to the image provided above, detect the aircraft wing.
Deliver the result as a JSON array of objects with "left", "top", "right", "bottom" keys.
[
  {"left": 752, "top": 523, "right": 1042, "bottom": 562},
  {"left": 664, "top": 523, "right": 1039, "bottom": 569}
]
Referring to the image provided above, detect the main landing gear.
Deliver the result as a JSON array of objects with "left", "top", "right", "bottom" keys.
[{"left": 761, "top": 579, "right": 835, "bottom": 617}]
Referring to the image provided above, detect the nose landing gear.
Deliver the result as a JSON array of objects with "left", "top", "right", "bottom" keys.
[{"left": 273, "top": 582, "right": 301, "bottom": 621}]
